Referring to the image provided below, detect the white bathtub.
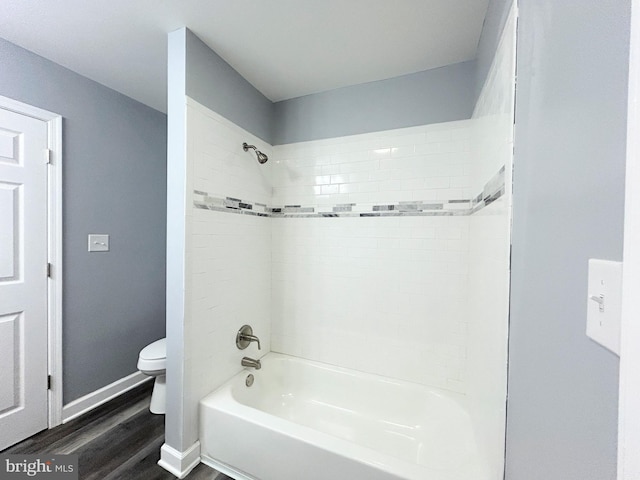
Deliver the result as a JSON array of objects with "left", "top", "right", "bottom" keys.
[{"left": 200, "top": 353, "right": 490, "bottom": 480}]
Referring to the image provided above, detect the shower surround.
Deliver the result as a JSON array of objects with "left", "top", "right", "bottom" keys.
[
  {"left": 185, "top": 99, "right": 510, "bottom": 479},
  {"left": 164, "top": 5, "right": 515, "bottom": 478},
  {"left": 187, "top": 109, "right": 509, "bottom": 396}
]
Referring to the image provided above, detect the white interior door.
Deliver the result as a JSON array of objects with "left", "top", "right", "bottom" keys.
[{"left": 0, "top": 108, "right": 49, "bottom": 450}]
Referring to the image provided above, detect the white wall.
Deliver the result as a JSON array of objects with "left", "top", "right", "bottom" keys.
[{"left": 467, "top": 4, "right": 516, "bottom": 479}]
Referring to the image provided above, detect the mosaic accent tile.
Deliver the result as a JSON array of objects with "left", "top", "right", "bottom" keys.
[
  {"left": 333, "top": 205, "right": 353, "bottom": 212},
  {"left": 470, "top": 166, "right": 506, "bottom": 213},
  {"left": 283, "top": 206, "right": 315, "bottom": 213},
  {"left": 398, "top": 202, "right": 444, "bottom": 212},
  {"left": 193, "top": 166, "right": 506, "bottom": 219}
]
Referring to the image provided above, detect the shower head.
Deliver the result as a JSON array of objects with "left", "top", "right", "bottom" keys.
[
  {"left": 256, "top": 150, "right": 269, "bottom": 164},
  {"left": 242, "top": 142, "right": 269, "bottom": 164}
]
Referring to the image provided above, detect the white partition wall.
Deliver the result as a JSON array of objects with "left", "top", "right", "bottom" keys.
[
  {"left": 467, "top": 3, "right": 517, "bottom": 478},
  {"left": 162, "top": 28, "right": 196, "bottom": 478},
  {"left": 619, "top": 0, "right": 640, "bottom": 477}
]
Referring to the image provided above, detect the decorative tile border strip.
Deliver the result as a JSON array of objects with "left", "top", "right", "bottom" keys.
[
  {"left": 193, "top": 166, "right": 505, "bottom": 219},
  {"left": 470, "top": 165, "right": 506, "bottom": 214}
]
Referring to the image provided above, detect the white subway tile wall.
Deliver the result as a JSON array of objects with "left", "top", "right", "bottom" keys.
[
  {"left": 272, "top": 121, "right": 473, "bottom": 211},
  {"left": 184, "top": 99, "right": 272, "bottom": 407},
  {"left": 270, "top": 122, "right": 475, "bottom": 393},
  {"left": 271, "top": 216, "right": 469, "bottom": 391},
  {"left": 189, "top": 102, "right": 272, "bottom": 206}
]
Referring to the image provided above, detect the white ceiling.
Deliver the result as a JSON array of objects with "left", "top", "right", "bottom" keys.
[{"left": 0, "top": 0, "right": 489, "bottom": 113}]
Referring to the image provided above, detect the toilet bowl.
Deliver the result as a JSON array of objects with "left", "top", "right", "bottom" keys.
[{"left": 137, "top": 338, "right": 166, "bottom": 414}]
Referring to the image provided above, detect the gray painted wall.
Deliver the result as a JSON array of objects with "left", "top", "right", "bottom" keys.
[
  {"left": 0, "top": 37, "right": 167, "bottom": 403},
  {"left": 273, "top": 61, "right": 476, "bottom": 145},
  {"left": 185, "top": 30, "right": 274, "bottom": 144},
  {"left": 504, "top": 1, "right": 630, "bottom": 478},
  {"left": 184, "top": 29, "right": 476, "bottom": 146}
]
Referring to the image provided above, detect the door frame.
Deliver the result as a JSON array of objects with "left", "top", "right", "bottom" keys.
[
  {"left": 619, "top": 0, "right": 640, "bottom": 477},
  {"left": 0, "top": 95, "right": 63, "bottom": 429}
]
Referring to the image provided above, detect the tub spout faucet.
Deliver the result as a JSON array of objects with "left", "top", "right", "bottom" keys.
[
  {"left": 241, "top": 357, "right": 261, "bottom": 370},
  {"left": 236, "top": 325, "right": 261, "bottom": 350}
]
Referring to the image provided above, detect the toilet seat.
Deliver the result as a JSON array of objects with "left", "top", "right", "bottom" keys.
[{"left": 137, "top": 338, "right": 166, "bottom": 373}]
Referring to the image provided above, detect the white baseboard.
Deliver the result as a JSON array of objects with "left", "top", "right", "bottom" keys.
[
  {"left": 158, "top": 442, "right": 201, "bottom": 479},
  {"left": 62, "top": 371, "right": 152, "bottom": 423}
]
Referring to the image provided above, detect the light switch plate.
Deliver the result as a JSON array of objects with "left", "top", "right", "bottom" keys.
[
  {"left": 587, "top": 259, "right": 623, "bottom": 355},
  {"left": 88, "top": 234, "right": 109, "bottom": 252}
]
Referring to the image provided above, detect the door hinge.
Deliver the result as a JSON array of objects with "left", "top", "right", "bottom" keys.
[
  {"left": 45, "top": 148, "right": 52, "bottom": 165},
  {"left": 47, "top": 375, "right": 52, "bottom": 390},
  {"left": 47, "top": 263, "right": 52, "bottom": 278}
]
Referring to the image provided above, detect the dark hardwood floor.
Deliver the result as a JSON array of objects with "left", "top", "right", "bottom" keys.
[{"left": 2, "top": 382, "right": 232, "bottom": 480}]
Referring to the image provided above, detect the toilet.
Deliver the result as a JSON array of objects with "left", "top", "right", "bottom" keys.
[{"left": 137, "top": 338, "right": 166, "bottom": 414}]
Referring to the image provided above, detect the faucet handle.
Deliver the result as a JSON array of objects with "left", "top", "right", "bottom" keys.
[
  {"left": 244, "top": 334, "right": 261, "bottom": 350},
  {"left": 236, "top": 325, "right": 261, "bottom": 350}
]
